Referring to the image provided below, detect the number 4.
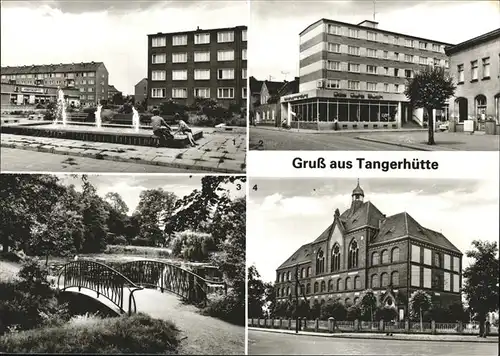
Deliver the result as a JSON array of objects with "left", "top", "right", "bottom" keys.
[{"left": 252, "top": 185, "right": 258, "bottom": 191}]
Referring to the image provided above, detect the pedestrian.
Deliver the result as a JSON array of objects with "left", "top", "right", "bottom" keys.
[
  {"left": 173, "top": 113, "right": 197, "bottom": 147},
  {"left": 150, "top": 109, "right": 174, "bottom": 147},
  {"left": 485, "top": 320, "right": 491, "bottom": 338}
]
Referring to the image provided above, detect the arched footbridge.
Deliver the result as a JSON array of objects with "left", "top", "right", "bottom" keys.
[{"left": 56, "top": 260, "right": 226, "bottom": 315}]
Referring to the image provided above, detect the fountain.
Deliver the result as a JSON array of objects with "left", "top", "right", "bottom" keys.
[
  {"left": 55, "top": 87, "right": 67, "bottom": 126},
  {"left": 95, "top": 104, "right": 102, "bottom": 129},
  {"left": 132, "top": 107, "right": 140, "bottom": 133}
]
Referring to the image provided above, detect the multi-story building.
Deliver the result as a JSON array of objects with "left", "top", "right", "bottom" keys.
[
  {"left": 445, "top": 28, "right": 500, "bottom": 133},
  {"left": 107, "top": 85, "right": 121, "bottom": 103},
  {"left": 280, "top": 19, "right": 453, "bottom": 130},
  {"left": 147, "top": 26, "right": 247, "bottom": 109},
  {"left": 275, "top": 181, "right": 463, "bottom": 321},
  {"left": 0, "top": 62, "right": 109, "bottom": 107},
  {"left": 134, "top": 78, "right": 148, "bottom": 104}
]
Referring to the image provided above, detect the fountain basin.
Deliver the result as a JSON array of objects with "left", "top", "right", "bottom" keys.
[{"left": 1, "top": 122, "right": 203, "bottom": 148}]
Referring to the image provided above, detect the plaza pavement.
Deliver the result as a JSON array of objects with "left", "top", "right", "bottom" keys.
[{"left": 1, "top": 128, "right": 246, "bottom": 173}]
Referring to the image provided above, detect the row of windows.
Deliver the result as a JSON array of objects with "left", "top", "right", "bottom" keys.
[
  {"left": 319, "top": 79, "right": 407, "bottom": 94},
  {"left": 151, "top": 68, "right": 246, "bottom": 81},
  {"left": 152, "top": 30, "right": 247, "bottom": 47},
  {"left": 411, "top": 245, "right": 460, "bottom": 272},
  {"left": 151, "top": 49, "right": 247, "bottom": 64},
  {"left": 325, "top": 24, "right": 446, "bottom": 53},
  {"left": 1, "top": 72, "right": 97, "bottom": 80},
  {"left": 457, "top": 57, "right": 492, "bottom": 83},
  {"left": 411, "top": 265, "right": 460, "bottom": 292},
  {"left": 321, "top": 43, "right": 448, "bottom": 67},
  {"left": 325, "top": 60, "right": 416, "bottom": 78},
  {"left": 371, "top": 247, "right": 400, "bottom": 266},
  {"left": 150, "top": 87, "right": 246, "bottom": 99}
]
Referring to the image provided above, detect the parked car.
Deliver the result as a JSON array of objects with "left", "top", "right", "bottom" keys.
[{"left": 438, "top": 121, "right": 449, "bottom": 132}]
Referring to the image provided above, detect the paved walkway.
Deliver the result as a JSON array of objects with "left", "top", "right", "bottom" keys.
[
  {"left": 248, "top": 327, "right": 497, "bottom": 343},
  {"left": 253, "top": 125, "right": 426, "bottom": 135},
  {"left": 1, "top": 129, "right": 246, "bottom": 173}
]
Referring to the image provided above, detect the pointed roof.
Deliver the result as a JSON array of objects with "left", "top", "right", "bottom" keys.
[
  {"left": 263, "top": 80, "right": 288, "bottom": 95},
  {"left": 249, "top": 76, "right": 263, "bottom": 93},
  {"left": 352, "top": 179, "right": 364, "bottom": 197},
  {"left": 278, "top": 243, "right": 313, "bottom": 269}
]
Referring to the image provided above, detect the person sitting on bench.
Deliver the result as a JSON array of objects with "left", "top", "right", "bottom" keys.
[
  {"left": 151, "top": 109, "right": 173, "bottom": 147},
  {"left": 173, "top": 113, "right": 197, "bottom": 147}
]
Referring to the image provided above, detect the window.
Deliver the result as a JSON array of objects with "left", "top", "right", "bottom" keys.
[
  {"left": 348, "top": 46, "right": 360, "bottom": 56},
  {"left": 381, "top": 250, "right": 389, "bottom": 264},
  {"left": 433, "top": 275, "right": 441, "bottom": 289},
  {"left": 242, "top": 49, "right": 247, "bottom": 60},
  {"left": 172, "top": 35, "right": 187, "bottom": 46},
  {"left": 328, "top": 43, "right": 341, "bottom": 53},
  {"left": 391, "top": 247, "right": 400, "bottom": 262},
  {"left": 411, "top": 245, "right": 420, "bottom": 262},
  {"left": 307, "top": 267, "right": 311, "bottom": 277},
  {"left": 366, "top": 65, "right": 377, "bottom": 74},
  {"left": 152, "top": 53, "right": 166, "bottom": 64},
  {"left": 383, "top": 34, "right": 389, "bottom": 43},
  {"left": 391, "top": 271, "right": 399, "bottom": 286},
  {"left": 242, "top": 68, "right": 247, "bottom": 79},
  {"left": 394, "top": 84, "right": 399, "bottom": 92},
  {"left": 217, "top": 50, "right": 234, "bottom": 61},
  {"left": 172, "top": 70, "right": 187, "bottom": 80},
  {"left": 393, "top": 36, "right": 399, "bottom": 45},
  {"left": 367, "top": 32, "right": 377, "bottom": 41},
  {"left": 405, "top": 39, "right": 413, "bottom": 47},
  {"left": 337, "top": 278, "right": 343, "bottom": 291},
  {"left": 434, "top": 252, "right": 441, "bottom": 267},
  {"left": 287, "top": 271, "right": 291, "bottom": 281},
  {"left": 331, "top": 244, "right": 341, "bottom": 271},
  {"left": 444, "top": 272, "right": 451, "bottom": 291},
  {"left": 482, "top": 57, "right": 490, "bottom": 78},
  {"left": 348, "top": 81, "right": 360, "bottom": 90},
  {"left": 320, "top": 281, "right": 326, "bottom": 292},
  {"left": 371, "top": 274, "right": 379, "bottom": 288},
  {"left": 405, "top": 69, "right": 413, "bottom": 78},
  {"left": 471, "top": 60, "right": 478, "bottom": 80},
  {"left": 328, "top": 279, "right": 334, "bottom": 291},
  {"left": 348, "top": 63, "right": 360, "bottom": 72},
  {"left": 217, "top": 31, "right": 234, "bottom": 43},
  {"left": 432, "top": 44, "right": 440, "bottom": 51},
  {"left": 433, "top": 58, "right": 441, "bottom": 66},
  {"left": 382, "top": 67, "right": 389, "bottom": 75},
  {"left": 453, "top": 274, "right": 460, "bottom": 292},
  {"left": 286, "top": 287, "right": 290, "bottom": 295},
  {"left": 383, "top": 51, "right": 388, "bottom": 59},
  {"left": 394, "top": 52, "right": 399, "bottom": 60},
  {"left": 87, "top": 95, "right": 94, "bottom": 100},
  {"left": 354, "top": 276, "right": 361, "bottom": 289},
  {"left": 444, "top": 254, "right": 450, "bottom": 269},
  {"left": 371, "top": 252, "right": 380, "bottom": 265},
  {"left": 172, "top": 88, "right": 187, "bottom": 98},
  {"left": 348, "top": 28, "right": 359, "bottom": 38},
  {"left": 152, "top": 37, "right": 166, "bottom": 47},
  {"left": 419, "top": 41, "right": 427, "bottom": 49},
  {"left": 367, "top": 82, "right": 377, "bottom": 91},
  {"left": 172, "top": 53, "right": 187, "bottom": 63},
  {"left": 423, "top": 267, "right": 431, "bottom": 288},
  {"left": 328, "top": 25, "right": 341, "bottom": 35},
  {"left": 87, "top": 87, "right": 94, "bottom": 92},
  {"left": 411, "top": 265, "right": 420, "bottom": 286},
  {"left": 327, "top": 61, "right": 341, "bottom": 71},
  {"left": 423, "top": 248, "right": 432, "bottom": 265},
  {"left": 306, "top": 283, "right": 311, "bottom": 294},
  {"left": 217, "top": 87, "right": 234, "bottom": 99},
  {"left": 193, "top": 69, "right": 210, "bottom": 80},
  {"left": 348, "top": 240, "right": 359, "bottom": 268},
  {"left": 151, "top": 88, "right": 166, "bottom": 98},
  {"left": 326, "top": 79, "right": 340, "bottom": 89},
  {"left": 194, "top": 33, "right": 210, "bottom": 44},
  {"left": 316, "top": 249, "right": 325, "bottom": 274},
  {"left": 381, "top": 273, "right": 388, "bottom": 287},
  {"left": 217, "top": 69, "right": 234, "bottom": 80},
  {"left": 152, "top": 70, "right": 166, "bottom": 81},
  {"left": 367, "top": 49, "right": 377, "bottom": 58},
  {"left": 346, "top": 277, "right": 352, "bottom": 290},
  {"left": 384, "top": 83, "right": 389, "bottom": 92},
  {"left": 453, "top": 257, "right": 460, "bottom": 272},
  {"left": 242, "top": 29, "right": 247, "bottom": 41},
  {"left": 314, "top": 282, "right": 319, "bottom": 293},
  {"left": 420, "top": 56, "right": 428, "bottom": 65},
  {"left": 404, "top": 54, "right": 413, "bottom": 62},
  {"left": 194, "top": 51, "right": 210, "bottom": 62}
]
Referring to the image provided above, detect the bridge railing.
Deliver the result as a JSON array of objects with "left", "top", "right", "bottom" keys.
[
  {"left": 56, "top": 260, "right": 143, "bottom": 315},
  {"left": 116, "top": 260, "right": 226, "bottom": 305}
]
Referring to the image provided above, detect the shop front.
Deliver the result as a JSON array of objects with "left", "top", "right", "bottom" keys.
[{"left": 1, "top": 83, "right": 80, "bottom": 108}]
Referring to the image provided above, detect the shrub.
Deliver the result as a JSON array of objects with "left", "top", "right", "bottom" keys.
[
  {"left": 171, "top": 231, "right": 215, "bottom": 262},
  {"left": 320, "top": 300, "right": 346, "bottom": 320},
  {"left": 201, "top": 293, "right": 244, "bottom": 326},
  {"left": 0, "top": 313, "right": 180, "bottom": 354}
]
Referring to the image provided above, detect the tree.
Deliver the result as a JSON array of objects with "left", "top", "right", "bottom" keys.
[
  {"left": 347, "top": 305, "right": 362, "bottom": 321},
  {"left": 247, "top": 266, "right": 266, "bottom": 318},
  {"left": 264, "top": 282, "right": 276, "bottom": 317},
  {"left": 409, "top": 290, "right": 432, "bottom": 331},
  {"left": 360, "top": 289, "right": 377, "bottom": 322},
  {"left": 104, "top": 192, "right": 129, "bottom": 215},
  {"left": 320, "top": 300, "right": 346, "bottom": 320},
  {"left": 112, "top": 93, "right": 124, "bottom": 105},
  {"left": 463, "top": 240, "right": 499, "bottom": 337},
  {"left": 404, "top": 65, "right": 456, "bottom": 145}
]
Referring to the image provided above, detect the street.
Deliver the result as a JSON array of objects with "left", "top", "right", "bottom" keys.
[{"left": 248, "top": 330, "right": 498, "bottom": 356}]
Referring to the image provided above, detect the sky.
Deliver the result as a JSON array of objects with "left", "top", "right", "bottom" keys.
[
  {"left": 250, "top": 0, "right": 500, "bottom": 81},
  {"left": 247, "top": 177, "right": 500, "bottom": 283},
  {"left": 0, "top": 0, "right": 249, "bottom": 95},
  {"left": 56, "top": 174, "right": 246, "bottom": 215}
]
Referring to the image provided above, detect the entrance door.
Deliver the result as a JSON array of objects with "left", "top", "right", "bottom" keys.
[{"left": 456, "top": 97, "right": 468, "bottom": 122}]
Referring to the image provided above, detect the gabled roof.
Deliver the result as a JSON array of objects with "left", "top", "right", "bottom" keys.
[
  {"left": 249, "top": 76, "right": 263, "bottom": 93},
  {"left": 339, "top": 201, "right": 385, "bottom": 231},
  {"left": 263, "top": 80, "right": 287, "bottom": 95},
  {"left": 277, "top": 78, "right": 300, "bottom": 96},
  {"left": 445, "top": 28, "right": 500, "bottom": 55},
  {"left": 278, "top": 243, "right": 312, "bottom": 269},
  {"left": 1, "top": 62, "right": 105, "bottom": 74}
]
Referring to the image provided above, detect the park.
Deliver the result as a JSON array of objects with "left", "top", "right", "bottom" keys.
[{"left": 0, "top": 174, "right": 246, "bottom": 354}]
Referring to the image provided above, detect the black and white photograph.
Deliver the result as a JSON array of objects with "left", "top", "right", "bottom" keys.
[
  {"left": 1, "top": 0, "right": 248, "bottom": 173},
  {"left": 249, "top": 0, "right": 500, "bottom": 151},
  {"left": 247, "top": 178, "right": 499, "bottom": 355},
  {"left": 0, "top": 174, "right": 246, "bottom": 354}
]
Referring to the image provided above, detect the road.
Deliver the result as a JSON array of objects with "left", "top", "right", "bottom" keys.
[
  {"left": 0, "top": 148, "right": 207, "bottom": 173},
  {"left": 249, "top": 128, "right": 408, "bottom": 151},
  {"left": 248, "top": 330, "right": 498, "bottom": 356}
]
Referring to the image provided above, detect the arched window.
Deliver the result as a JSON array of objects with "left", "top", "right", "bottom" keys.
[
  {"left": 475, "top": 94, "right": 487, "bottom": 118},
  {"left": 316, "top": 248, "right": 325, "bottom": 274},
  {"left": 381, "top": 250, "right": 389, "bottom": 264},
  {"left": 337, "top": 278, "right": 343, "bottom": 291},
  {"left": 434, "top": 252, "right": 441, "bottom": 267},
  {"left": 314, "top": 282, "right": 319, "bottom": 293},
  {"left": 301, "top": 268, "right": 305, "bottom": 278},
  {"left": 348, "top": 240, "right": 359, "bottom": 268},
  {"left": 331, "top": 244, "right": 341, "bottom": 272},
  {"left": 391, "top": 247, "right": 400, "bottom": 262},
  {"left": 345, "top": 298, "right": 351, "bottom": 306},
  {"left": 346, "top": 277, "right": 352, "bottom": 290},
  {"left": 371, "top": 252, "right": 380, "bottom": 266},
  {"left": 277, "top": 288, "right": 280, "bottom": 297},
  {"left": 391, "top": 271, "right": 399, "bottom": 286},
  {"left": 287, "top": 271, "right": 291, "bottom": 281},
  {"left": 354, "top": 297, "right": 359, "bottom": 304},
  {"left": 306, "top": 283, "right": 311, "bottom": 294},
  {"left": 282, "top": 287, "right": 285, "bottom": 296},
  {"left": 371, "top": 274, "right": 379, "bottom": 288},
  {"left": 307, "top": 267, "right": 311, "bottom": 277},
  {"left": 320, "top": 280, "right": 326, "bottom": 292},
  {"left": 354, "top": 276, "right": 361, "bottom": 289},
  {"left": 381, "top": 272, "right": 389, "bottom": 287},
  {"left": 286, "top": 286, "right": 290, "bottom": 295},
  {"left": 328, "top": 279, "right": 334, "bottom": 291},
  {"left": 321, "top": 299, "right": 326, "bottom": 305},
  {"left": 300, "top": 284, "right": 305, "bottom": 295}
]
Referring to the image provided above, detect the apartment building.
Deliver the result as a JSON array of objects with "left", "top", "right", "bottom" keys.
[
  {"left": 280, "top": 19, "right": 454, "bottom": 130},
  {"left": 107, "top": 85, "right": 122, "bottom": 103},
  {"left": 147, "top": 25, "right": 247, "bottom": 109},
  {"left": 134, "top": 78, "right": 148, "bottom": 104},
  {"left": 0, "top": 62, "right": 109, "bottom": 107}
]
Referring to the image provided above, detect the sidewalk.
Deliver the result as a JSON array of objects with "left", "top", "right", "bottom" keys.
[
  {"left": 248, "top": 327, "right": 497, "bottom": 343},
  {"left": 252, "top": 125, "right": 426, "bottom": 135}
]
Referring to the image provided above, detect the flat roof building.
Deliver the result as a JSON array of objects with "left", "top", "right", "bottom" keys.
[
  {"left": 147, "top": 25, "right": 247, "bottom": 109},
  {"left": 281, "top": 19, "right": 454, "bottom": 130},
  {"left": 1, "top": 82, "right": 80, "bottom": 108},
  {"left": 1, "top": 62, "right": 109, "bottom": 107}
]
